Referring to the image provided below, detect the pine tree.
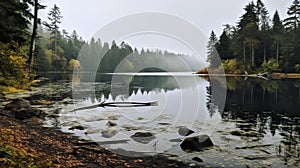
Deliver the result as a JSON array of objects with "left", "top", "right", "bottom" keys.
[
  {"left": 272, "top": 11, "right": 285, "bottom": 33},
  {"left": 282, "top": 0, "right": 300, "bottom": 71},
  {"left": 256, "top": 0, "right": 271, "bottom": 63},
  {"left": 237, "top": 2, "right": 260, "bottom": 67},
  {"left": 216, "top": 30, "right": 233, "bottom": 60},
  {"left": 43, "top": 4, "right": 63, "bottom": 54},
  {"left": 207, "top": 31, "right": 220, "bottom": 68},
  {"left": 256, "top": 0, "right": 270, "bottom": 30},
  {"left": 238, "top": 2, "right": 259, "bottom": 31},
  {"left": 284, "top": 0, "right": 300, "bottom": 30},
  {"left": 272, "top": 11, "right": 284, "bottom": 64},
  {"left": 0, "top": 0, "right": 33, "bottom": 44}
]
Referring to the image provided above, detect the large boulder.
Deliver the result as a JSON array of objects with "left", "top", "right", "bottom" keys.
[{"left": 180, "top": 134, "right": 213, "bottom": 151}]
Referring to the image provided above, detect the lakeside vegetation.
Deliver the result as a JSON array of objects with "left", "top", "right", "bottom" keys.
[
  {"left": 2, "top": 0, "right": 300, "bottom": 93},
  {"left": 0, "top": 1, "right": 200, "bottom": 92},
  {"left": 206, "top": 0, "right": 300, "bottom": 74}
]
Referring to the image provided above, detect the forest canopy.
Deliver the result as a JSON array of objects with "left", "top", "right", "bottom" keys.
[
  {"left": 207, "top": 0, "right": 300, "bottom": 73},
  {"left": 1, "top": 0, "right": 300, "bottom": 89}
]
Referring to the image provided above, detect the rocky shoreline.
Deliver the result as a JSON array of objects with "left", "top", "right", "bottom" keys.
[
  {"left": 0, "top": 109, "right": 198, "bottom": 168},
  {"left": 0, "top": 85, "right": 209, "bottom": 168}
]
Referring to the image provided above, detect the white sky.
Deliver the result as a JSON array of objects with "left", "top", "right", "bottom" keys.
[{"left": 39, "top": 0, "right": 291, "bottom": 55}]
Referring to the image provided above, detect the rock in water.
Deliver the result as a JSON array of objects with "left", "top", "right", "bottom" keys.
[
  {"left": 180, "top": 134, "right": 213, "bottom": 151},
  {"left": 69, "top": 125, "right": 85, "bottom": 130},
  {"left": 130, "top": 132, "right": 155, "bottom": 144},
  {"left": 192, "top": 157, "right": 203, "bottom": 162},
  {"left": 106, "top": 121, "right": 117, "bottom": 127},
  {"left": 178, "top": 126, "right": 195, "bottom": 136},
  {"left": 101, "top": 129, "right": 118, "bottom": 138}
]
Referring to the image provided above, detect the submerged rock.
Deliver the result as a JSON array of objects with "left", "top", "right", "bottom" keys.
[
  {"left": 178, "top": 126, "right": 195, "bottom": 136},
  {"left": 101, "top": 129, "right": 118, "bottom": 138},
  {"left": 230, "top": 130, "right": 245, "bottom": 136},
  {"left": 192, "top": 157, "right": 203, "bottom": 162},
  {"left": 170, "top": 138, "right": 182, "bottom": 142},
  {"left": 130, "top": 132, "right": 155, "bottom": 144},
  {"left": 106, "top": 121, "right": 117, "bottom": 127},
  {"left": 69, "top": 125, "right": 85, "bottom": 130},
  {"left": 180, "top": 134, "right": 213, "bottom": 151},
  {"left": 107, "top": 115, "right": 120, "bottom": 120}
]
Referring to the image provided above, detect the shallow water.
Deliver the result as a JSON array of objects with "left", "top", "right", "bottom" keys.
[{"left": 32, "top": 73, "right": 300, "bottom": 167}]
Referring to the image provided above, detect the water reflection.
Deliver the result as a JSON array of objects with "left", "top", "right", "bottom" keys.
[
  {"left": 40, "top": 73, "right": 299, "bottom": 166},
  {"left": 208, "top": 77, "right": 300, "bottom": 165}
]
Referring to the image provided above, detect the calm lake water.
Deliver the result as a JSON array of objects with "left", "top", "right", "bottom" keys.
[{"left": 33, "top": 73, "right": 300, "bottom": 167}]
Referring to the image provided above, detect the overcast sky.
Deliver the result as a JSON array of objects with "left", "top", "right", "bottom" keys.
[{"left": 39, "top": 0, "right": 291, "bottom": 55}]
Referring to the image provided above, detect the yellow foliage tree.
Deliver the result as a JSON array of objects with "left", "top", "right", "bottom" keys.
[{"left": 68, "top": 59, "right": 80, "bottom": 71}]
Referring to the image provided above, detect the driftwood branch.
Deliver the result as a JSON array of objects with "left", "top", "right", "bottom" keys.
[{"left": 71, "top": 101, "right": 158, "bottom": 112}]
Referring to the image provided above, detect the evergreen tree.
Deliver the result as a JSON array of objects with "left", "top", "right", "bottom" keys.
[
  {"left": 207, "top": 31, "right": 220, "bottom": 68},
  {"left": 256, "top": 0, "right": 271, "bottom": 63},
  {"left": 216, "top": 30, "right": 233, "bottom": 60},
  {"left": 272, "top": 11, "right": 285, "bottom": 33},
  {"left": 282, "top": 0, "right": 300, "bottom": 71},
  {"left": 238, "top": 2, "right": 259, "bottom": 31},
  {"left": 237, "top": 2, "right": 260, "bottom": 67},
  {"left": 271, "top": 11, "right": 284, "bottom": 64},
  {"left": 0, "top": 0, "right": 33, "bottom": 44},
  {"left": 43, "top": 4, "right": 63, "bottom": 54},
  {"left": 284, "top": 0, "right": 300, "bottom": 30},
  {"left": 256, "top": 0, "right": 270, "bottom": 30}
]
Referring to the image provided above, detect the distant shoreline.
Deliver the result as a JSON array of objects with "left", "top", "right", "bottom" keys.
[{"left": 196, "top": 72, "right": 300, "bottom": 79}]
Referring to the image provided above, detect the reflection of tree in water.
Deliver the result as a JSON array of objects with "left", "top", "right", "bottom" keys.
[
  {"left": 94, "top": 75, "right": 179, "bottom": 100},
  {"left": 206, "top": 85, "right": 219, "bottom": 117},
  {"left": 206, "top": 77, "right": 300, "bottom": 163},
  {"left": 276, "top": 117, "right": 300, "bottom": 164},
  {"left": 205, "top": 78, "right": 226, "bottom": 117}
]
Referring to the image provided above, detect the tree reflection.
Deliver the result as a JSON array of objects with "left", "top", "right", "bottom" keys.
[{"left": 206, "top": 77, "right": 300, "bottom": 164}]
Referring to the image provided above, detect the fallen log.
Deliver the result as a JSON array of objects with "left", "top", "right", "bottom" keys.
[{"left": 71, "top": 101, "right": 158, "bottom": 112}]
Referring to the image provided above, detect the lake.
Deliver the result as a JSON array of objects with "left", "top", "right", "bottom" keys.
[{"left": 33, "top": 72, "right": 300, "bottom": 167}]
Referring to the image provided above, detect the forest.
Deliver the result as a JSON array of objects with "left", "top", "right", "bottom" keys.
[
  {"left": 0, "top": 0, "right": 200, "bottom": 90},
  {"left": 1, "top": 0, "right": 300, "bottom": 90},
  {"left": 207, "top": 0, "right": 300, "bottom": 74}
]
